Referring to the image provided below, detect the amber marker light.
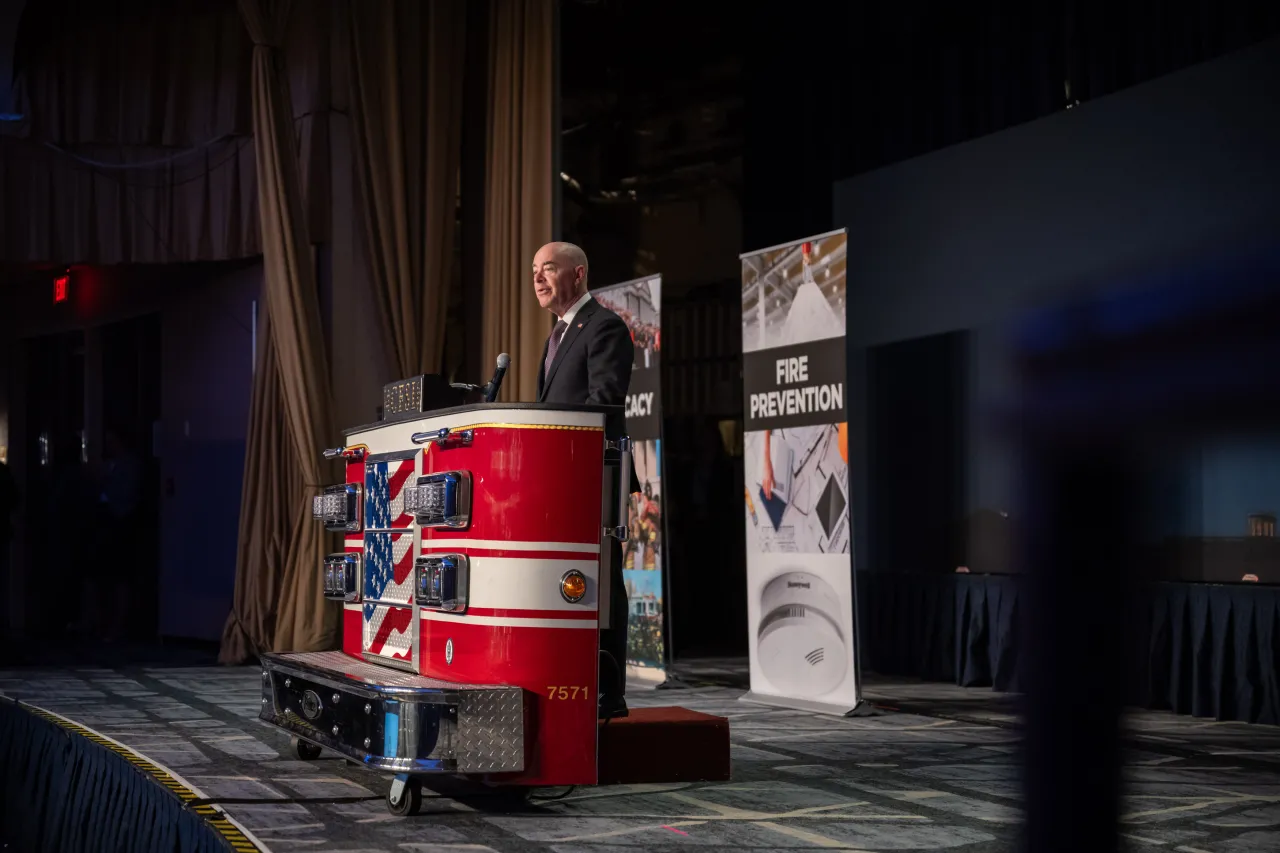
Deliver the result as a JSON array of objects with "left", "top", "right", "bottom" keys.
[{"left": 560, "top": 570, "right": 587, "bottom": 603}]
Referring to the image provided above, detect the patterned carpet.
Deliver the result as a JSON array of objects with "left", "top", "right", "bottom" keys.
[{"left": 2, "top": 650, "right": 1279, "bottom": 852}]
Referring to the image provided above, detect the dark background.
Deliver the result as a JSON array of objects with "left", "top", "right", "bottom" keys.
[
  {"left": 558, "top": 0, "right": 1280, "bottom": 658},
  {"left": 4, "top": 0, "right": 1278, "bottom": 659}
]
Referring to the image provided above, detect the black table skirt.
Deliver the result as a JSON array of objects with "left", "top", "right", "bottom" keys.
[
  {"left": 857, "top": 572, "right": 1280, "bottom": 724},
  {"left": 0, "top": 698, "right": 229, "bottom": 853}
]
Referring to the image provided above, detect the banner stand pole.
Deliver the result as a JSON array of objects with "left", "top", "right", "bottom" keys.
[{"left": 650, "top": 415, "right": 690, "bottom": 690}]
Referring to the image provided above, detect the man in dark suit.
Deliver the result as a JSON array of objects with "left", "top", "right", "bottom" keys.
[{"left": 533, "top": 241, "right": 634, "bottom": 719}]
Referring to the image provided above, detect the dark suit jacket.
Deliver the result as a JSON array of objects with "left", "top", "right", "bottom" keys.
[{"left": 537, "top": 296, "right": 641, "bottom": 494}]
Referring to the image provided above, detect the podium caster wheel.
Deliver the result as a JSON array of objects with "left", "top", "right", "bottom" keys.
[
  {"left": 387, "top": 775, "right": 423, "bottom": 816},
  {"left": 291, "top": 737, "right": 322, "bottom": 761}
]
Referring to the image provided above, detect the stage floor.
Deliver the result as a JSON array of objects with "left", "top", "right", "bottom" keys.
[{"left": 3, "top": 650, "right": 1280, "bottom": 853}]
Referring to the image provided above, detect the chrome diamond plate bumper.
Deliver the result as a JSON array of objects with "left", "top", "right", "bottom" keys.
[{"left": 259, "top": 651, "right": 525, "bottom": 774}]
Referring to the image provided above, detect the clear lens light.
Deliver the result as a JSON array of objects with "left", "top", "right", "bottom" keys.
[
  {"left": 403, "top": 482, "right": 445, "bottom": 516},
  {"left": 313, "top": 484, "right": 361, "bottom": 532},
  {"left": 406, "top": 472, "right": 471, "bottom": 529},
  {"left": 414, "top": 554, "right": 468, "bottom": 612},
  {"left": 322, "top": 554, "right": 360, "bottom": 602}
]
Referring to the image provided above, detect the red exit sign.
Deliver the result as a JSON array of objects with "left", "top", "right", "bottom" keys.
[{"left": 54, "top": 274, "right": 69, "bottom": 303}]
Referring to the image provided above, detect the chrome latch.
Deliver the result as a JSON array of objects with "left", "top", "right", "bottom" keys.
[
  {"left": 604, "top": 435, "right": 632, "bottom": 541},
  {"left": 411, "top": 427, "right": 474, "bottom": 449},
  {"left": 322, "top": 446, "right": 366, "bottom": 461}
]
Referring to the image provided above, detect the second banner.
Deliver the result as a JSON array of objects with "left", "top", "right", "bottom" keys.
[{"left": 593, "top": 274, "right": 668, "bottom": 683}]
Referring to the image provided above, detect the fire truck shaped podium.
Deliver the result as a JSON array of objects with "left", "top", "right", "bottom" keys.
[{"left": 258, "top": 374, "right": 639, "bottom": 814}]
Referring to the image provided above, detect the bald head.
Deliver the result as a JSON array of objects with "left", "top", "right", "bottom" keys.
[{"left": 533, "top": 242, "right": 589, "bottom": 316}]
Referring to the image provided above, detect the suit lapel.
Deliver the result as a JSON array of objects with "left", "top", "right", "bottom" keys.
[
  {"left": 542, "top": 298, "right": 598, "bottom": 398},
  {"left": 536, "top": 333, "right": 550, "bottom": 401}
]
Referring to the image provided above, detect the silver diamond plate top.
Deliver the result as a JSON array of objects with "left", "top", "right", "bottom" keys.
[{"left": 278, "top": 651, "right": 505, "bottom": 691}]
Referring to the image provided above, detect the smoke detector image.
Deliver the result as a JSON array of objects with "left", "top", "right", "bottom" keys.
[{"left": 757, "top": 571, "right": 848, "bottom": 699}]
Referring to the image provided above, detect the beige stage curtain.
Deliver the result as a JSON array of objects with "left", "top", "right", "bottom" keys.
[
  {"left": 2, "top": 0, "right": 332, "bottom": 265},
  {"left": 2, "top": 0, "right": 257, "bottom": 264},
  {"left": 347, "top": 0, "right": 468, "bottom": 379},
  {"left": 14, "top": 0, "right": 254, "bottom": 147},
  {"left": 0, "top": 135, "right": 261, "bottom": 265},
  {"left": 220, "top": 0, "right": 337, "bottom": 663},
  {"left": 221, "top": 309, "right": 293, "bottom": 660},
  {"left": 481, "top": 0, "right": 556, "bottom": 402}
]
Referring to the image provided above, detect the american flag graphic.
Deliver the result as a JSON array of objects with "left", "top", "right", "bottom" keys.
[
  {"left": 362, "top": 455, "right": 417, "bottom": 662},
  {"left": 363, "top": 603, "right": 413, "bottom": 661},
  {"left": 363, "top": 531, "right": 415, "bottom": 604},
  {"left": 364, "top": 457, "right": 416, "bottom": 530}
]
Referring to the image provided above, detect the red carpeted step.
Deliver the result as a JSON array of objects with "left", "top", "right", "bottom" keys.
[{"left": 597, "top": 706, "right": 731, "bottom": 784}]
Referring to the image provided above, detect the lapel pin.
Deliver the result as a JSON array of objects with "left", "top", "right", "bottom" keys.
[{"left": 577, "top": 323, "right": 583, "bottom": 328}]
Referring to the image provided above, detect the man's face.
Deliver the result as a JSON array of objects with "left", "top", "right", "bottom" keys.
[{"left": 532, "top": 244, "right": 583, "bottom": 315}]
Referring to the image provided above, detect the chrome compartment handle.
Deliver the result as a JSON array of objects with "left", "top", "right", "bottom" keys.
[
  {"left": 411, "top": 427, "right": 474, "bottom": 448},
  {"left": 322, "top": 446, "right": 366, "bottom": 461},
  {"left": 605, "top": 436, "right": 631, "bottom": 541}
]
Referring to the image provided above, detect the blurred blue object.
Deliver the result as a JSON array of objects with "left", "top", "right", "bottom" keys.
[
  {"left": 1011, "top": 246, "right": 1280, "bottom": 436},
  {"left": 1015, "top": 247, "right": 1280, "bottom": 354}
]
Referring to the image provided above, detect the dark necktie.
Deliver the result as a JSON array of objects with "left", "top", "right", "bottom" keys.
[{"left": 543, "top": 319, "right": 568, "bottom": 380}]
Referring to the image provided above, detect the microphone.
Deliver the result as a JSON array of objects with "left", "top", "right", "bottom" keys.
[{"left": 482, "top": 353, "right": 511, "bottom": 403}]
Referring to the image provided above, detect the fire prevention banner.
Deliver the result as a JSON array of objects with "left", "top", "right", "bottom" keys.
[
  {"left": 739, "top": 230, "right": 860, "bottom": 715},
  {"left": 593, "top": 275, "right": 669, "bottom": 684}
]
